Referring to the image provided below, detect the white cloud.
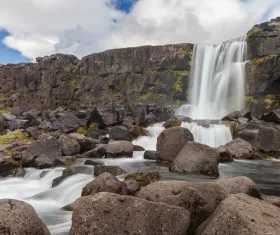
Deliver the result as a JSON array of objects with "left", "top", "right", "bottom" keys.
[{"left": 0, "top": 0, "right": 279, "bottom": 61}]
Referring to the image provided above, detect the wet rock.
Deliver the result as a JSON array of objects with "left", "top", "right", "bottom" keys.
[
  {"left": 0, "top": 199, "right": 51, "bottom": 235},
  {"left": 14, "top": 168, "right": 25, "bottom": 177},
  {"left": 52, "top": 165, "right": 94, "bottom": 187},
  {"left": 124, "top": 171, "right": 161, "bottom": 186},
  {"left": 215, "top": 145, "right": 234, "bottom": 162},
  {"left": 136, "top": 176, "right": 261, "bottom": 234},
  {"left": 123, "top": 180, "right": 141, "bottom": 196},
  {"left": 94, "top": 165, "right": 126, "bottom": 176},
  {"left": 196, "top": 194, "right": 280, "bottom": 235},
  {"left": 261, "top": 109, "right": 280, "bottom": 124},
  {"left": 61, "top": 201, "right": 76, "bottom": 212},
  {"left": 84, "top": 159, "right": 104, "bottom": 166},
  {"left": 163, "top": 118, "right": 182, "bottom": 129},
  {"left": 133, "top": 145, "right": 145, "bottom": 151},
  {"left": 68, "top": 133, "right": 97, "bottom": 152},
  {"left": 170, "top": 142, "right": 220, "bottom": 177},
  {"left": 144, "top": 150, "right": 157, "bottom": 160},
  {"left": 81, "top": 172, "right": 127, "bottom": 197},
  {"left": 59, "top": 135, "right": 80, "bottom": 156},
  {"left": 128, "top": 125, "right": 149, "bottom": 138},
  {"left": 0, "top": 155, "right": 19, "bottom": 177},
  {"left": 70, "top": 192, "right": 190, "bottom": 235},
  {"left": 106, "top": 140, "right": 134, "bottom": 158},
  {"left": 82, "top": 144, "right": 107, "bottom": 158},
  {"left": 52, "top": 156, "right": 75, "bottom": 167},
  {"left": 21, "top": 136, "right": 62, "bottom": 169},
  {"left": 157, "top": 127, "right": 194, "bottom": 162},
  {"left": 109, "top": 126, "right": 132, "bottom": 141},
  {"left": 225, "top": 137, "right": 255, "bottom": 159}
]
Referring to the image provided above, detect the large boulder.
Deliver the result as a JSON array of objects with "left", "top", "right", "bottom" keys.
[
  {"left": 224, "top": 137, "right": 255, "bottom": 159},
  {"left": 136, "top": 176, "right": 261, "bottom": 234},
  {"left": 94, "top": 165, "right": 127, "bottom": 177},
  {"left": 59, "top": 135, "right": 80, "bottom": 156},
  {"left": 106, "top": 140, "right": 134, "bottom": 158},
  {"left": 157, "top": 127, "right": 194, "bottom": 162},
  {"left": 196, "top": 194, "right": 280, "bottom": 235},
  {"left": 0, "top": 199, "right": 50, "bottom": 235},
  {"left": 52, "top": 112, "right": 80, "bottom": 133},
  {"left": 68, "top": 133, "right": 97, "bottom": 152},
  {"left": 81, "top": 172, "right": 127, "bottom": 197},
  {"left": 109, "top": 126, "right": 132, "bottom": 141},
  {"left": 170, "top": 142, "right": 220, "bottom": 177},
  {"left": 21, "top": 136, "right": 62, "bottom": 168},
  {"left": 52, "top": 165, "right": 94, "bottom": 187},
  {"left": 236, "top": 121, "right": 280, "bottom": 158},
  {"left": 70, "top": 192, "right": 190, "bottom": 235},
  {"left": 124, "top": 171, "right": 161, "bottom": 186}
]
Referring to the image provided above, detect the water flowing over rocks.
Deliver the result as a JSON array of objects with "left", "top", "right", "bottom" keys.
[
  {"left": 0, "top": 199, "right": 51, "bottom": 235},
  {"left": 196, "top": 193, "right": 280, "bottom": 235},
  {"left": 70, "top": 192, "right": 190, "bottom": 235}
]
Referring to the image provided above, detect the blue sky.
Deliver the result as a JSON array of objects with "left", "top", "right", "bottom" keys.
[
  {"left": 0, "top": 0, "right": 278, "bottom": 64},
  {"left": 0, "top": 0, "right": 137, "bottom": 64}
]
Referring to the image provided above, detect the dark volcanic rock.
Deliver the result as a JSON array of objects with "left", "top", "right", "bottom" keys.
[
  {"left": 84, "top": 159, "right": 104, "bottom": 166},
  {"left": 156, "top": 127, "right": 194, "bottom": 162},
  {"left": 128, "top": 125, "right": 150, "bottom": 138},
  {"left": 196, "top": 194, "right": 280, "bottom": 235},
  {"left": 0, "top": 199, "right": 51, "bottom": 235},
  {"left": 170, "top": 142, "right": 220, "bottom": 177},
  {"left": 21, "top": 136, "right": 62, "bottom": 169},
  {"left": 82, "top": 144, "right": 107, "bottom": 158},
  {"left": 109, "top": 126, "right": 132, "bottom": 141},
  {"left": 215, "top": 145, "right": 234, "bottom": 162},
  {"left": 70, "top": 192, "right": 190, "bottom": 235},
  {"left": 163, "top": 118, "right": 182, "bottom": 129},
  {"left": 0, "top": 155, "right": 20, "bottom": 177},
  {"left": 144, "top": 150, "right": 157, "bottom": 160},
  {"left": 52, "top": 112, "right": 80, "bottom": 133},
  {"left": 236, "top": 120, "right": 280, "bottom": 158},
  {"left": 68, "top": 133, "right": 97, "bottom": 152},
  {"left": 261, "top": 109, "right": 280, "bottom": 124},
  {"left": 59, "top": 135, "right": 80, "bottom": 156}
]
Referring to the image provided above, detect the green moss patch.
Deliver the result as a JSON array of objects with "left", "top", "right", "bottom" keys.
[
  {"left": 0, "top": 94, "right": 8, "bottom": 101},
  {"left": 245, "top": 96, "right": 258, "bottom": 105},
  {"left": 178, "top": 48, "right": 193, "bottom": 57},
  {"left": 0, "top": 130, "right": 29, "bottom": 144},
  {"left": 0, "top": 104, "right": 11, "bottom": 114}
]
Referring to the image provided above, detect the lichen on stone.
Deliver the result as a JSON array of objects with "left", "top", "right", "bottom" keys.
[{"left": 64, "top": 66, "right": 71, "bottom": 73}]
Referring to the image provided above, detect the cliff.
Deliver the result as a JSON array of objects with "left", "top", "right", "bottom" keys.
[
  {"left": 246, "top": 17, "right": 280, "bottom": 115},
  {"left": 0, "top": 44, "right": 193, "bottom": 112}
]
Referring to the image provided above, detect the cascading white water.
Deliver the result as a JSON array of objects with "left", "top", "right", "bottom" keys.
[
  {"left": 178, "top": 37, "right": 248, "bottom": 120},
  {"left": 176, "top": 37, "right": 248, "bottom": 147}
]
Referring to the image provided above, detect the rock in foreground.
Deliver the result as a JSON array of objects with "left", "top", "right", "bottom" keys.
[
  {"left": 156, "top": 127, "right": 194, "bottom": 162},
  {"left": 170, "top": 142, "right": 220, "bottom": 177},
  {"left": 0, "top": 199, "right": 50, "bottom": 235},
  {"left": 196, "top": 193, "right": 280, "bottom": 235},
  {"left": 70, "top": 192, "right": 190, "bottom": 235}
]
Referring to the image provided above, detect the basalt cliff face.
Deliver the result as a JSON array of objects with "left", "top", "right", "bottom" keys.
[
  {"left": 0, "top": 18, "right": 280, "bottom": 115},
  {"left": 246, "top": 17, "right": 280, "bottom": 115},
  {"left": 0, "top": 44, "right": 193, "bottom": 112}
]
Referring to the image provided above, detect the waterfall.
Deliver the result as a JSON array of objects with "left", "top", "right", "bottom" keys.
[
  {"left": 176, "top": 37, "right": 248, "bottom": 147},
  {"left": 177, "top": 37, "right": 248, "bottom": 120}
]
